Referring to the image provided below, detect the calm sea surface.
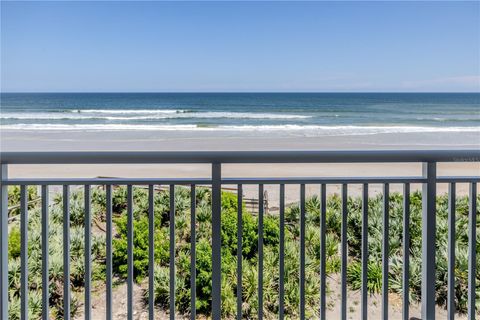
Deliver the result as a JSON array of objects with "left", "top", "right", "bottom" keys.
[{"left": 1, "top": 93, "right": 479, "bottom": 136}]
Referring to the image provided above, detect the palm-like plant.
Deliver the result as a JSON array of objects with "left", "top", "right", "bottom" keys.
[{"left": 6, "top": 185, "right": 479, "bottom": 318}]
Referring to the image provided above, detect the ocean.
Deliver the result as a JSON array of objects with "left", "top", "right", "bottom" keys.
[{"left": 1, "top": 92, "right": 479, "bottom": 137}]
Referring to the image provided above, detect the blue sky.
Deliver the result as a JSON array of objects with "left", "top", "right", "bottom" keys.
[{"left": 1, "top": 1, "right": 479, "bottom": 92}]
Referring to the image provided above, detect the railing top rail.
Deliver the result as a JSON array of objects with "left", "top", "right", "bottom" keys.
[{"left": 1, "top": 150, "right": 479, "bottom": 164}]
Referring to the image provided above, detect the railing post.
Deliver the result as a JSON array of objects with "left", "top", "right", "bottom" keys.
[
  {"left": 63, "top": 185, "right": 71, "bottom": 319},
  {"left": 0, "top": 164, "right": 8, "bottom": 320},
  {"left": 403, "top": 183, "right": 411, "bottom": 320},
  {"left": 422, "top": 162, "right": 436, "bottom": 320},
  {"left": 20, "top": 185, "right": 28, "bottom": 320},
  {"left": 169, "top": 185, "right": 175, "bottom": 320},
  {"left": 127, "top": 185, "right": 134, "bottom": 320},
  {"left": 468, "top": 182, "right": 477, "bottom": 320},
  {"left": 105, "top": 185, "right": 113, "bottom": 320},
  {"left": 41, "top": 185, "right": 49, "bottom": 320},
  {"left": 211, "top": 163, "right": 222, "bottom": 320},
  {"left": 84, "top": 185, "right": 91, "bottom": 320}
]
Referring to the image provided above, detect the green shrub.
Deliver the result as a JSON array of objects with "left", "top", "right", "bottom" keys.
[
  {"left": 8, "top": 227, "right": 21, "bottom": 259},
  {"left": 7, "top": 186, "right": 39, "bottom": 217},
  {"left": 7, "top": 184, "right": 480, "bottom": 318},
  {"left": 113, "top": 214, "right": 169, "bottom": 280},
  {"left": 7, "top": 189, "right": 105, "bottom": 319},
  {"left": 346, "top": 260, "right": 382, "bottom": 293}
]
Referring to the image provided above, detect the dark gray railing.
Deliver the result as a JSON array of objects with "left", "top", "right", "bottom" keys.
[{"left": 1, "top": 150, "right": 479, "bottom": 320}]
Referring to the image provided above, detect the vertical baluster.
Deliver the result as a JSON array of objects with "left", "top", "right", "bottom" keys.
[
  {"left": 63, "top": 185, "right": 71, "bottom": 319},
  {"left": 170, "top": 184, "right": 175, "bottom": 320},
  {"left": 149, "top": 185, "right": 155, "bottom": 320},
  {"left": 468, "top": 182, "right": 477, "bottom": 320},
  {"left": 20, "top": 185, "right": 28, "bottom": 320},
  {"left": 279, "top": 184, "right": 285, "bottom": 320},
  {"left": 84, "top": 185, "right": 91, "bottom": 320},
  {"left": 320, "top": 184, "right": 326, "bottom": 320},
  {"left": 191, "top": 184, "right": 196, "bottom": 320},
  {"left": 211, "top": 163, "right": 222, "bottom": 320},
  {"left": 361, "top": 183, "right": 368, "bottom": 320},
  {"left": 237, "top": 184, "right": 243, "bottom": 320},
  {"left": 0, "top": 164, "right": 7, "bottom": 320},
  {"left": 300, "top": 184, "right": 306, "bottom": 319},
  {"left": 383, "top": 183, "right": 389, "bottom": 320},
  {"left": 42, "top": 185, "right": 49, "bottom": 320},
  {"left": 447, "top": 183, "right": 455, "bottom": 320},
  {"left": 127, "top": 185, "right": 133, "bottom": 320},
  {"left": 402, "top": 183, "right": 410, "bottom": 320},
  {"left": 258, "top": 184, "right": 264, "bottom": 320},
  {"left": 341, "top": 184, "right": 348, "bottom": 320},
  {"left": 421, "top": 162, "right": 436, "bottom": 319},
  {"left": 106, "top": 185, "right": 113, "bottom": 320}
]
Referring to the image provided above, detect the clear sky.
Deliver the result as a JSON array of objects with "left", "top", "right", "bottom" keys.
[{"left": 1, "top": 1, "right": 479, "bottom": 92}]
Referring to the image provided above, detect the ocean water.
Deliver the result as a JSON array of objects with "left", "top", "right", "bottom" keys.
[{"left": 1, "top": 93, "right": 479, "bottom": 137}]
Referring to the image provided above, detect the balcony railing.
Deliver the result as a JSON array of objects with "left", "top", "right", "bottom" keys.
[{"left": 1, "top": 150, "right": 479, "bottom": 320}]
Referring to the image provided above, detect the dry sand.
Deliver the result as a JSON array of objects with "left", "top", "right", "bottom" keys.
[
  {"left": 6, "top": 162, "right": 480, "bottom": 204},
  {"left": 73, "top": 275, "right": 470, "bottom": 320},
  {"left": 3, "top": 129, "right": 479, "bottom": 202}
]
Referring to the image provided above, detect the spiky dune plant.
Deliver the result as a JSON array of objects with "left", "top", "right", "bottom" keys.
[
  {"left": 7, "top": 185, "right": 479, "bottom": 318},
  {"left": 7, "top": 188, "right": 106, "bottom": 319}
]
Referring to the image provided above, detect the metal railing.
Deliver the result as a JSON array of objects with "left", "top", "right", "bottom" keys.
[{"left": 0, "top": 150, "right": 479, "bottom": 320}]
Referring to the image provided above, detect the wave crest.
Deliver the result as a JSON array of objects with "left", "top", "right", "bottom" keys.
[{"left": 2, "top": 123, "right": 478, "bottom": 136}]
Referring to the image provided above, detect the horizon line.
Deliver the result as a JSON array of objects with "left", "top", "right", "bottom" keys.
[{"left": 1, "top": 91, "right": 479, "bottom": 94}]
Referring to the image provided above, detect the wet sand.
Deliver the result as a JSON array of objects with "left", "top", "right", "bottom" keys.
[{"left": 1, "top": 129, "right": 479, "bottom": 152}]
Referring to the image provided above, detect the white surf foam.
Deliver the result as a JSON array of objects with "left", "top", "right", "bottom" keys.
[{"left": 2, "top": 123, "right": 478, "bottom": 136}]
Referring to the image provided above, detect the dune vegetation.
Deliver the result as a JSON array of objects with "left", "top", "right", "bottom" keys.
[{"left": 6, "top": 185, "right": 480, "bottom": 319}]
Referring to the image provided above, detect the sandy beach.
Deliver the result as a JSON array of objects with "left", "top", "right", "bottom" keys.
[
  {"left": 2, "top": 130, "right": 479, "bottom": 202},
  {"left": 2, "top": 129, "right": 479, "bottom": 151}
]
